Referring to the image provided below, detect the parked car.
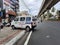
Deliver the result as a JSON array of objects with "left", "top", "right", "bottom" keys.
[{"left": 11, "top": 15, "right": 37, "bottom": 31}]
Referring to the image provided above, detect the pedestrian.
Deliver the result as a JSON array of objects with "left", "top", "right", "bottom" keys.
[
  {"left": 41, "top": 17, "right": 42, "bottom": 22},
  {"left": 41, "top": 19, "right": 42, "bottom": 22},
  {"left": 32, "top": 26, "right": 35, "bottom": 32},
  {"left": 0, "top": 23, "right": 1, "bottom": 30},
  {"left": 0, "top": 17, "right": 2, "bottom": 30}
]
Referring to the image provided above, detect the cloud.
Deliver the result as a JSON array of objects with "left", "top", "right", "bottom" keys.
[
  {"left": 23, "top": 0, "right": 43, "bottom": 15},
  {"left": 19, "top": 0, "right": 28, "bottom": 11},
  {"left": 20, "top": 0, "right": 43, "bottom": 15}
]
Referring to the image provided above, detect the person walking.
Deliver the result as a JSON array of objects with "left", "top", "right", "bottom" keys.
[
  {"left": 0, "top": 17, "right": 3, "bottom": 30},
  {"left": 41, "top": 17, "right": 42, "bottom": 22},
  {"left": 0, "top": 17, "right": 2, "bottom": 30}
]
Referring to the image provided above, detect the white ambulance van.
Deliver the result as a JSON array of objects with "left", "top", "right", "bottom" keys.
[{"left": 11, "top": 15, "right": 37, "bottom": 31}]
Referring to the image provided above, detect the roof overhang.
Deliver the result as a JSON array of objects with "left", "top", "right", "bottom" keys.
[
  {"left": 38, "top": 0, "right": 60, "bottom": 16},
  {"left": 7, "top": 10, "right": 16, "bottom": 16}
]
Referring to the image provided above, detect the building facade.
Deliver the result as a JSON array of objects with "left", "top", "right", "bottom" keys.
[
  {"left": 0, "top": 0, "right": 3, "bottom": 22},
  {"left": 17, "top": 11, "right": 29, "bottom": 16},
  {"left": 10, "top": 0, "right": 19, "bottom": 13},
  {"left": 0, "top": 0, "right": 19, "bottom": 24}
]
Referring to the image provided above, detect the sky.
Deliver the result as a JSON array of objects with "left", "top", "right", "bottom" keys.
[
  {"left": 54, "top": 1, "right": 60, "bottom": 10},
  {"left": 19, "top": 0, "right": 60, "bottom": 16}
]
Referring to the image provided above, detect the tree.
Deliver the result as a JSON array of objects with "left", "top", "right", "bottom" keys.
[
  {"left": 51, "top": 7, "right": 55, "bottom": 12},
  {"left": 43, "top": 14, "right": 46, "bottom": 19},
  {"left": 56, "top": 10, "right": 60, "bottom": 19},
  {"left": 48, "top": 13, "right": 53, "bottom": 18},
  {"left": 56, "top": 10, "right": 60, "bottom": 16},
  {"left": 47, "top": 10, "right": 53, "bottom": 18}
]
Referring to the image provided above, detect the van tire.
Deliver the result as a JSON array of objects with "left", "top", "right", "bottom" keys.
[
  {"left": 12, "top": 25, "right": 15, "bottom": 30},
  {"left": 26, "top": 26, "right": 30, "bottom": 32}
]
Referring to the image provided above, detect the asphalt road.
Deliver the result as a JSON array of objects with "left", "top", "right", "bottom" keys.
[
  {"left": 14, "top": 32, "right": 29, "bottom": 45},
  {"left": 28, "top": 21, "right": 60, "bottom": 45}
]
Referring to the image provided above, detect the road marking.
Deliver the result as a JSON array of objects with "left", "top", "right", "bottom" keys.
[
  {"left": 5, "top": 30, "right": 25, "bottom": 45},
  {"left": 46, "top": 35, "right": 50, "bottom": 38},
  {"left": 24, "top": 31, "right": 32, "bottom": 45}
]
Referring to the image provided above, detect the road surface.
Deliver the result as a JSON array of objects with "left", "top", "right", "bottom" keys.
[{"left": 28, "top": 21, "right": 60, "bottom": 45}]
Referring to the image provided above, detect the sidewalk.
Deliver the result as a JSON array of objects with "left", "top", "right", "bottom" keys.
[{"left": 0, "top": 27, "right": 21, "bottom": 45}]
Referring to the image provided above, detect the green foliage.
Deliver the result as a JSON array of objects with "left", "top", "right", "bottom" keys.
[
  {"left": 56, "top": 10, "right": 60, "bottom": 19},
  {"left": 51, "top": 7, "right": 55, "bottom": 12},
  {"left": 48, "top": 13, "right": 53, "bottom": 18},
  {"left": 43, "top": 15, "right": 46, "bottom": 18},
  {"left": 47, "top": 10, "right": 53, "bottom": 18},
  {"left": 56, "top": 10, "right": 59, "bottom": 15}
]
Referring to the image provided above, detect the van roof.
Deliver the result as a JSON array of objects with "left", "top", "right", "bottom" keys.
[{"left": 17, "top": 15, "right": 33, "bottom": 17}]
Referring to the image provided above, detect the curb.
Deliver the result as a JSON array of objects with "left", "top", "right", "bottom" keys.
[
  {"left": 24, "top": 31, "right": 32, "bottom": 45},
  {"left": 5, "top": 30, "right": 25, "bottom": 45}
]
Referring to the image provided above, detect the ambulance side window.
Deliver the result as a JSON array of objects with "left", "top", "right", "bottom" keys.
[
  {"left": 26, "top": 17, "right": 31, "bottom": 21},
  {"left": 20, "top": 17, "right": 25, "bottom": 21},
  {"left": 14, "top": 18, "right": 19, "bottom": 21}
]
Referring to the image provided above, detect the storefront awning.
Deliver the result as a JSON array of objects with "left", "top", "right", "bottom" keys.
[{"left": 7, "top": 10, "right": 16, "bottom": 16}]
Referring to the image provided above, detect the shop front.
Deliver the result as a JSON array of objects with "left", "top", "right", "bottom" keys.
[{"left": 6, "top": 10, "right": 16, "bottom": 25}]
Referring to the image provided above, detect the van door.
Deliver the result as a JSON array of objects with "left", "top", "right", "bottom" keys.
[
  {"left": 25, "top": 17, "right": 32, "bottom": 28},
  {"left": 26, "top": 17, "right": 31, "bottom": 24},
  {"left": 14, "top": 17, "right": 20, "bottom": 27},
  {"left": 20, "top": 17, "right": 25, "bottom": 28}
]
